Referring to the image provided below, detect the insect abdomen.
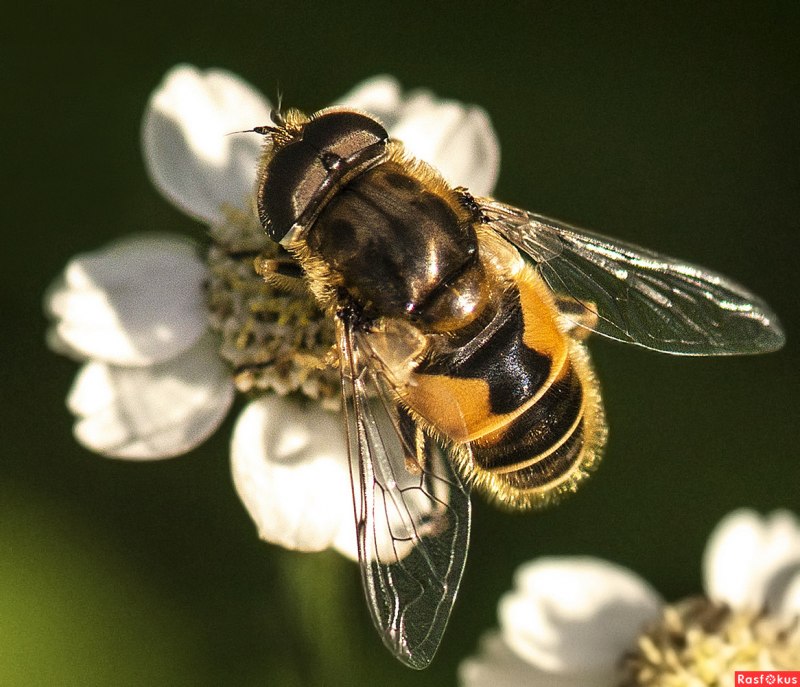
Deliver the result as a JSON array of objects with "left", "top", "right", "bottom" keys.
[
  {"left": 403, "top": 264, "right": 606, "bottom": 508},
  {"left": 468, "top": 343, "right": 605, "bottom": 508}
]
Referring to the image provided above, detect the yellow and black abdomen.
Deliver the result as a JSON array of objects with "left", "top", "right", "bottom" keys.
[
  {"left": 404, "top": 264, "right": 606, "bottom": 509},
  {"left": 468, "top": 335, "right": 606, "bottom": 509}
]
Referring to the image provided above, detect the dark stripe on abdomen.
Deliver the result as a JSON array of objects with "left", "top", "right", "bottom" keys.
[
  {"left": 415, "top": 286, "right": 551, "bottom": 415},
  {"left": 471, "top": 360, "right": 585, "bottom": 483}
]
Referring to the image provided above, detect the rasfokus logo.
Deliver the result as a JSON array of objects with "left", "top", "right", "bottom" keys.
[{"left": 736, "top": 672, "right": 800, "bottom": 685}]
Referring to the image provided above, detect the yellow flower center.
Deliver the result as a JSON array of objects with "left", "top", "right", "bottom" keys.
[
  {"left": 619, "top": 597, "right": 800, "bottom": 686},
  {"left": 205, "top": 203, "right": 339, "bottom": 407}
]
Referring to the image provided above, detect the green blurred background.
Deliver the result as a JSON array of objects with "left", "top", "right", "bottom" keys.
[{"left": 5, "top": 2, "right": 799, "bottom": 685}]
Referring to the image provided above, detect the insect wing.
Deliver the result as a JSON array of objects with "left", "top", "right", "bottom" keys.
[
  {"left": 481, "top": 200, "right": 785, "bottom": 355},
  {"left": 336, "top": 318, "right": 471, "bottom": 669}
]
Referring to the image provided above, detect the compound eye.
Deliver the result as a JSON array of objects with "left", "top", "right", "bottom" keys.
[
  {"left": 257, "top": 111, "right": 388, "bottom": 244},
  {"left": 258, "top": 141, "right": 327, "bottom": 242},
  {"left": 303, "top": 111, "right": 388, "bottom": 161}
]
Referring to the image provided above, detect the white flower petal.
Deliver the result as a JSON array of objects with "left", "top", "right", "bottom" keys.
[
  {"left": 459, "top": 631, "right": 614, "bottom": 687},
  {"left": 338, "top": 76, "right": 500, "bottom": 196},
  {"left": 703, "top": 509, "right": 800, "bottom": 612},
  {"left": 389, "top": 91, "right": 500, "bottom": 196},
  {"left": 335, "top": 75, "right": 403, "bottom": 125},
  {"left": 142, "top": 64, "right": 272, "bottom": 223},
  {"left": 331, "top": 515, "right": 359, "bottom": 562},
  {"left": 230, "top": 394, "right": 439, "bottom": 563},
  {"left": 45, "top": 312, "right": 89, "bottom": 360},
  {"left": 775, "top": 570, "right": 800, "bottom": 623},
  {"left": 67, "top": 334, "right": 234, "bottom": 459},
  {"left": 231, "top": 396, "right": 352, "bottom": 552},
  {"left": 45, "top": 234, "right": 209, "bottom": 366},
  {"left": 499, "top": 557, "right": 662, "bottom": 674},
  {"left": 779, "top": 571, "right": 800, "bottom": 621},
  {"left": 330, "top": 436, "right": 435, "bottom": 564}
]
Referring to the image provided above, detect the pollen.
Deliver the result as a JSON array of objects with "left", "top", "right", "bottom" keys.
[
  {"left": 619, "top": 597, "right": 800, "bottom": 686},
  {"left": 205, "top": 202, "right": 339, "bottom": 408}
]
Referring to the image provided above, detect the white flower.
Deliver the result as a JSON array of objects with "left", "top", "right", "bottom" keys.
[
  {"left": 44, "top": 234, "right": 235, "bottom": 459},
  {"left": 45, "top": 64, "right": 501, "bottom": 556},
  {"left": 460, "top": 509, "right": 800, "bottom": 686},
  {"left": 703, "top": 509, "right": 800, "bottom": 619}
]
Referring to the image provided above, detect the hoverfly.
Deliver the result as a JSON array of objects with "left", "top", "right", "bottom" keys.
[{"left": 249, "top": 108, "right": 784, "bottom": 669}]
